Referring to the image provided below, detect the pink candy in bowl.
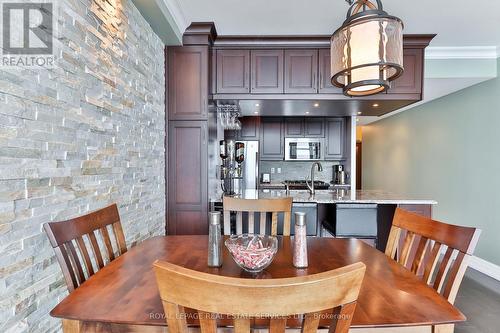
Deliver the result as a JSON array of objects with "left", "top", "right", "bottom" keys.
[{"left": 225, "top": 234, "right": 278, "bottom": 273}]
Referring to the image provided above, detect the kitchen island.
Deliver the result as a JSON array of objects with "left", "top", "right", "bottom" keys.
[
  {"left": 211, "top": 189, "right": 436, "bottom": 251},
  {"left": 215, "top": 189, "right": 437, "bottom": 205}
]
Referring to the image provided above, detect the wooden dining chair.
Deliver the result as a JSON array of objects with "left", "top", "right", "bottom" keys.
[
  {"left": 222, "top": 197, "right": 293, "bottom": 236},
  {"left": 153, "top": 260, "right": 366, "bottom": 333},
  {"left": 385, "top": 208, "right": 481, "bottom": 304},
  {"left": 43, "top": 204, "right": 127, "bottom": 293}
]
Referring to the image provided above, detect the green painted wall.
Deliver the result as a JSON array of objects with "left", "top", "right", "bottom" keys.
[{"left": 362, "top": 57, "right": 500, "bottom": 265}]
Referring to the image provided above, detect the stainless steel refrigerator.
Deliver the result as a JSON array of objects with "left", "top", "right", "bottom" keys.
[{"left": 235, "top": 141, "right": 259, "bottom": 193}]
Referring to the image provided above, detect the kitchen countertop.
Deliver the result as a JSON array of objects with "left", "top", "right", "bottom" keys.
[
  {"left": 211, "top": 189, "right": 437, "bottom": 205},
  {"left": 259, "top": 183, "right": 352, "bottom": 190}
]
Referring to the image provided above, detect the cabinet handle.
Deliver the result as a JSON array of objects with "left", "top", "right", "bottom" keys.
[{"left": 319, "top": 72, "right": 323, "bottom": 89}]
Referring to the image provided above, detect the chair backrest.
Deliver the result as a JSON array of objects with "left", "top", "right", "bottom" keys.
[
  {"left": 223, "top": 197, "right": 293, "bottom": 236},
  {"left": 385, "top": 208, "right": 481, "bottom": 304},
  {"left": 43, "top": 204, "right": 127, "bottom": 292},
  {"left": 153, "top": 261, "right": 366, "bottom": 333}
]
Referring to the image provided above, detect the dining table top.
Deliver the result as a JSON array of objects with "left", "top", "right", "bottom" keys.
[{"left": 50, "top": 235, "right": 465, "bottom": 328}]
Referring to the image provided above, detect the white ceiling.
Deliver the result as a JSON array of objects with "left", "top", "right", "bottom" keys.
[{"left": 170, "top": 0, "right": 500, "bottom": 48}]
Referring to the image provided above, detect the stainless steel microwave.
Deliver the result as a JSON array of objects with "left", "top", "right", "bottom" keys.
[{"left": 284, "top": 138, "right": 323, "bottom": 161}]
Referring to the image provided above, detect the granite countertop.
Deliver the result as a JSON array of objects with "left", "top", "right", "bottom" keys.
[
  {"left": 259, "top": 183, "right": 352, "bottom": 190},
  {"left": 211, "top": 189, "right": 437, "bottom": 205}
]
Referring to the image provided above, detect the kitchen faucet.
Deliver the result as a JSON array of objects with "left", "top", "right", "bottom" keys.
[{"left": 306, "top": 161, "right": 323, "bottom": 195}]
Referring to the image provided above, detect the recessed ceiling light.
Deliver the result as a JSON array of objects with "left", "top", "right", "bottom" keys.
[
  {"left": 254, "top": 111, "right": 259, "bottom": 114},
  {"left": 305, "top": 111, "right": 310, "bottom": 114},
  {"left": 255, "top": 103, "right": 260, "bottom": 107},
  {"left": 372, "top": 103, "right": 379, "bottom": 108},
  {"left": 313, "top": 103, "right": 319, "bottom": 107},
  {"left": 357, "top": 111, "right": 362, "bottom": 115}
]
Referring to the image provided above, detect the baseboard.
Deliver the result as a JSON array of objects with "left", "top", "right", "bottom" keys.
[{"left": 469, "top": 256, "right": 500, "bottom": 282}]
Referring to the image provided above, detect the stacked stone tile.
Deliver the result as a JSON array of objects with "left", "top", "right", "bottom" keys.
[{"left": 0, "top": 0, "right": 165, "bottom": 331}]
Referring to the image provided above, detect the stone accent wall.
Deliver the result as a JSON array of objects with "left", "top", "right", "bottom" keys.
[{"left": 0, "top": 0, "right": 165, "bottom": 332}]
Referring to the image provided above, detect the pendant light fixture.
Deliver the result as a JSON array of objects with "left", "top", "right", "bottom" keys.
[{"left": 331, "top": 0, "right": 404, "bottom": 96}]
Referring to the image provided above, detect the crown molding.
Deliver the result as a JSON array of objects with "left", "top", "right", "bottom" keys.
[
  {"left": 426, "top": 46, "right": 499, "bottom": 60},
  {"left": 162, "top": 0, "right": 188, "bottom": 34}
]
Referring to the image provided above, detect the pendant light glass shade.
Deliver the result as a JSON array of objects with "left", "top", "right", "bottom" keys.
[{"left": 331, "top": 0, "right": 404, "bottom": 96}]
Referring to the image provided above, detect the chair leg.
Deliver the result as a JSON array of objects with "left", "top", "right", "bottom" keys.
[{"left": 432, "top": 324, "right": 454, "bottom": 333}]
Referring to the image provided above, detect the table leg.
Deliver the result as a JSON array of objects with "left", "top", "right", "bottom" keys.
[
  {"left": 432, "top": 324, "right": 454, "bottom": 333},
  {"left": 62, "top": 320, "right": 83, "bottom": 333}
]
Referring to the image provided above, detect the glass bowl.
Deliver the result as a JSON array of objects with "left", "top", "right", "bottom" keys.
[{"left": 225, "top": 234, "right": 278, "bottom": 273}]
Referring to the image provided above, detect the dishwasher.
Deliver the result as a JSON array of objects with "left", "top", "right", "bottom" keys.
[
  {"left": 323, "top": 203, "right": 378, "bottom": 247},
  {"left": 277, "top": 203, "right": 318, "bottom": 236}
]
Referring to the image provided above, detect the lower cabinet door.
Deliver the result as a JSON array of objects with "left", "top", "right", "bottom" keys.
[
  {"left": 279, "top": 203, "right": 318, "bottom": 236},
  {"left": 168, "top": 121, "right": 208, "bottom": 235}
]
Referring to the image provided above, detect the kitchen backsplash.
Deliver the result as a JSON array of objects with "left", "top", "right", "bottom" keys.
[{"left": 260, "top": 161, "right": 349, "bottom": 184}]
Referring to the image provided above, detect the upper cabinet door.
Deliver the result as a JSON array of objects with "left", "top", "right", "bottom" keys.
[
  {"left": 285, "top": 118, "right": 304, "bottom": 137},
  {"left": 318, "top": 49, "right": 343, "bottom": 94},
  {"left": 216, "top": 50, "right": 250, "bottom": 94},
  {"left": 260, "top": 118, "right": 285, "bottom": 160},
  {"left": 168, "top": 46, "right": 208, "bottom": 120},
  {"left": 390, "top": 48, "right": 423, "bottom": 95},
  {"left": 239, "top": 117, "right": 261, "bottom": 140},
  {"left": 284, "top": 50, "right": 318, "bottom": 94},
  {"left": 324, "top": 118, "right": 345, "bottom": 160},
  {"left": 251, "top": 50, "right": 284, "bottom": 94},
  {"left": 304, "top": 118, "right": 324, "bottom": 137}
]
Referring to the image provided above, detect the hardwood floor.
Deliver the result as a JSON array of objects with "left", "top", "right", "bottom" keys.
[{"left": 455, "top": 268, "right": 500, "bottom": 333}]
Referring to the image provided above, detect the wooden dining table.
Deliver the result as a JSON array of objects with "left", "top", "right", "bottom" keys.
[{"left": 51, "top": 236, "right": 465, "bottom": 333}]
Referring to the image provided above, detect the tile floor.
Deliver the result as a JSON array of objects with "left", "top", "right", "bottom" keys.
[{"left": 455, "top": 269, "right": 500, "bottom": 333}]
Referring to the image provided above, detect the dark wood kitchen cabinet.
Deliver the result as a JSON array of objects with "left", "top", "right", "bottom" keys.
[
  {"left": 318, "top": 49, "right": 343, "bottom": 94},
  {"left": 324, "top": 117, "right": 345, "bottom": 160},
  {"left": 168, "top": 121, "right": 208, "bottom": 235},
  {"left": 260, "top": 118, "right": 285, "bottom": 160},
  {"left": 216, "top": 50, "right": 250, "bottom": 94},
  {"left": 285, "top": 118, "right": 304, "bottom": 137},
  {"left": 225, "top": 117, "right": 260, "bottom": 140},
  {"left": 239, "top": 117, "right": 260, "bottom": 140},
  {"left": 391, "top": 48, "right": 423, "bottom": 95},
  {"left": 398, "top": 204, "right": 432, "bottom": 218},
  {"left": 284, "top": 50, "right": 318, "bottom": 93},
  {"left": 285, "top": 118, "right": 324, "bottom": 138},
  {"left": 168, "top": 46, "right": 208, "bottom": 120},
  {"left": 305, "top": 118, "right": 324, "bottom": 137},
  {"left": 251, "top": 50, "right": 284, "bottom": 93}
]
